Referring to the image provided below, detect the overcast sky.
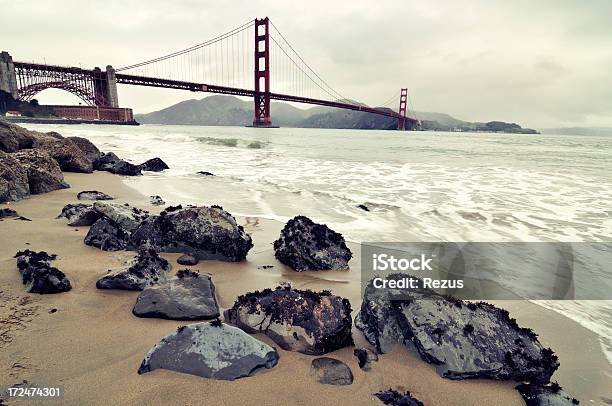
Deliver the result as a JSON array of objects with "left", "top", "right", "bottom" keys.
[{"left": 4, "top": 0, "right": 611, "bottom": 128}]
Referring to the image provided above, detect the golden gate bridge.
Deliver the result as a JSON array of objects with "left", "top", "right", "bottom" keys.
[{"left": 0, "top": 17, "right": 419, "bottom": 130}]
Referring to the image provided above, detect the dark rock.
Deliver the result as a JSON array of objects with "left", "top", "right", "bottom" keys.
[
  {"left": 0, "top": 151, "right": 30, "bottom": 202},
  {"left": 57, "top": 203, "right": 101, "bottom": 227},
  {"left": 374, "top": 389, "right": 424, "bottom": 406},
  {"left": 66, "top": 136, "right": 101, "bottom": 167},
  {"left": 13, "top": 149, "right": 70, "bottom": 194},
  {"left": 357, "top": 204, "right": 370, "bottom": 212},
  {"left": 129, "top": 205, "right": 252, "bottom": 261},
  {"left": 355, "top": 274, "right": 559, "bottom": 382},
  {"left": 33, "top": 137, "right": 93, "bottom": 173},
  {"left": 16, "top": 216, "right": 31, "bottom": 221},
  {"left": 14, "top": 250, "right": 71, "bottom": 294},
  {"left": 96, "top": 152, "right": 141, "bottom": 176},
  {"left": 177, "top": 254, "right": 198, "bottom": 266},
  {"left": 354, "top": 347, "right": 378, "bottom": 370},
  {"left": 45, "top": 131, "right": 65, "bottom": 139},
  {"left": 139, "top": 157, "right": 169, "bottom": 172},
  {"left": 310, "top": 357, "right": 353, "bottom": 385},
  {"left": 150, "top": 195, "right": 165, "bottom": 206},
  {"left": 96, "top": 248, "right": 170, "bottom": 290},
  {"left": 516, "top": 382, "right": 580, "bottom": 406},
  {"left": 225, "top": 285, "right": 353, "bottom": 355},
  {"left": 0, "top": 121, "right": 38, "bottom": 152},
  {"left": 77, "top": 190, "right": 114, "bottom": 200},
  {"left": 273, "top": 216, "right": 352, "bottom": 272},
  {"left": 163, "top": 204, "right": 183, "bottom": 212},
  {"left": 197, "top": 171, "right": 215, "bottom": 176},
  {"left": 92, "top": 202, "right": 148, "bottom": 232},
  {"left": 137, "top": 321, "right": 279, "bottom": 380},
  {"left": 0, "top": 208, "right": 18, "bottom": 218},
  {"left": 133, "top": 270, "right": 219, "bottom": 320},
  {"left": 84, "top": 218, "right": 130, "bottom": 251}
]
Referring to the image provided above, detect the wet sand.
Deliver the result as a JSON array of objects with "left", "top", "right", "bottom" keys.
[{"left": 1, "top": 172, "right": 610, "bottom": 405}]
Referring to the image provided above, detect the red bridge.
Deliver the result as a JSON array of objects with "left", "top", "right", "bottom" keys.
[{"left": 0, "top": 18, "right": 419, "bottom": 130}]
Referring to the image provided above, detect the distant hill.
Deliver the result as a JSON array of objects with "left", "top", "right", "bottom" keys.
[{"left": 135, "top": 95, "right": 537, "bottom": 133}]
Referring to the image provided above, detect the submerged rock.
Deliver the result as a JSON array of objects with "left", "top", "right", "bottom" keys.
[
  {"left": 355, "top": 274, "right": 559, "bottom": 383},
  {"left": 77, "top": 190, "right": 114, "bottom": 200},
  {"left": 197, "top": 171, "right": 215, "bottom": 176},
  {"left": 84, "top": 218, "right": 130, "bottom": 251},
  {"left": 96, "top": 152, "right": 142, "bottom": 176},
  {"left": 273, "top": 216, "right": 352, "bottom": 272},
  {"left": 13, "top": 149, "right": 70, "bottom": 194},
  {"left": 149, "top": 195, "right": 165, "bottom": 206},
  {"left": 133, "top": 270, "right": 219, "bottom": 320},
  {"left": 516, "top": 382, "right": 580, "bottom": 406},
  {"left": 96, "top": 249, "right": 170, "bottom": 290},
  {"left": 129, "top": 205, "right": 252, "bottom": 261},
  {"left": 57, "top": 203, "right": 101, "bottom": 227},
  {"left": 92, "top": 202, "right": 148, "bottom": 232},
  {"left": 0, "top": 151, "right": 30, "bottom": 202},
  {"left": 137, "top": 321, "right": 279, "bottom": 380},
  {"left": 139, "top": 157, "right": 169, "bottom": 172},
  {"left": 14, "top": 250, "right": 71, "bottom": 294},
  {"left": 310, "top": 357, "right": 353, "bottom": 385},
  {"left": 225, "top": 285, "right": 353, "bottom": 355},
  {"left": 177, "top": 253, "right": 198, "bottom": 266},
  {"left": 374, "top": 389, "right": 424, "bottom": 406},
  {"left": 357, "top": 204, "right": 370, "bottom": 212}
]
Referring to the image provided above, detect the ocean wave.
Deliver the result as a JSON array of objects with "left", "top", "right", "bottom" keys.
[{"left": 197, "top": 136, "right": 238, "bottom": 147}]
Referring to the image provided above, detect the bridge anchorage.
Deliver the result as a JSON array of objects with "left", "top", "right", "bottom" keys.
[{"left": 1, "top": 17, "right": 419, "bottom": 129}]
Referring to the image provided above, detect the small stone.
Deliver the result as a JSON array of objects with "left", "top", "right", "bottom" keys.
[
  {"left": 149, "top": 195, "right": 165, "bottom": 206},
  {"left": 0, "top": 208, "right": 18, "bottom": 218},
  {"left": 139, "top": 157, "right": 169, "bottom": 172},
  {"left": 77, "top": 190, "right": 114, "bottom": 200},
  {"left": 310, "top": 357, "right": 353, "bottom": 385},
  {"left": 197, "top": 171, "right": 215, "bottom": 176},
  {"left": 353, "top": 347, "right": 378, "bottom": 370},
  {"left": 357, "top": 204, "right": 370, "bottom": 212},
  {"left": 374, "top": 389, "right": 424, "bottom": 406},
  {"left": 177, "top": 254, "right": 198, "bottom": 266}
]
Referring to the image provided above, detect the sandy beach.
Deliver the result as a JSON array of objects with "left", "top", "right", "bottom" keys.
[{"left": 1, "top": 171, "right": 610, "bottom": 405}]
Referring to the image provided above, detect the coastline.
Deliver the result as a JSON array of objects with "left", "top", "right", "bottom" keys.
[{"left": 1, "top": 172, "right": 610, "bottom": 405}]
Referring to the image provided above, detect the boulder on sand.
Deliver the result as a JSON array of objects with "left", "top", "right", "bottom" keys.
[
  {"left": 33, "top": 136, "right": 93, "bottom": 173},
  {"left": 516, "top": 382, "right": 580, "bottom": 406},
  {"left": 0, "top": 150, "right": 30, "bottom": 202},
  {"left": 1, "top": 208, "right": 19, "bottom": 219},
  {"left": 96, "top": 152, "right": 142, "bottom": 176},
  {"left": 84, "top": 218, "right": 130, "bottom": 250},
  {"left": 139, "top": 157, "right": 169, "bottom": 172},
  {"left": 66, "top": 136, "right": 101, "bottom": 167},
  {"left": 273, "top": 216, "right": 352, "bottom": 272},
  {"left": 310, "top": 357, "right": 353, "bottom": 385},
  {"left": 355, "top": 273, "right": 560, "bottom": 383},
  {"left": 13, "top": 149, "right": 70, "bottom": 194},
  {"left": 137, "top": 321, "right": 279, "bottom": 380},
  {"left": 225, "top": 285, "right": 353, "bottom": 355},
  {"left": 57, "top": 203, "right": 101, "bottom": 227},
  {"left": 96, "top": 248, "right": 170, "bottom": 290},
  {"left": 92, "top": 202, "right": 148, "bottom": 232},
  {"left": 177, "top": 253, "right": 198, "bottom": 265},
  {"left": 14, "top": 250, "right": 71, "bottom": 294},
  {"left": 374, "top": 389, "right": 425, "bottom": 406},
  {"left": 129, "top": 205, "right": 252, "bottom": 261},
  {"left": 77, "top": 190, "right": 114, "bottom": 200},
  {"left": 133, "top": 269, "right": 219, "bottom": 320}
]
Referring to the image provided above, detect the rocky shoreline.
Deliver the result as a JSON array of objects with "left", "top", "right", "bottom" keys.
[{"left": 0, "top": 122, "right": 582, "bottom": 405}]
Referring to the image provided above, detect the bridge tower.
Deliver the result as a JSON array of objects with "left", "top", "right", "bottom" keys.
[
  {"left": 253, "top": 17, "right": 272, "bottom": 127},
  {"left": 397, "top": 88, "right": 408, "bottom": 130},
  {"left": 93, "top": 66, "right": 119, "bottom": 107},
  {"left": 0, "top": 51, "right": 19, "bottom": 99}
]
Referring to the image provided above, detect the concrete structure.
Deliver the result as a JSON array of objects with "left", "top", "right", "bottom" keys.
[
  {"left": 49, "top": 105, "right": 134, "bottom": 122},
  {"left": 0, "top": 52, "right": 18, "bottom": 98}
]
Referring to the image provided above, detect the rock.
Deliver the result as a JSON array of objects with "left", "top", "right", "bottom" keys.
[
  {"left": 374, "top": 389, "right": 424, "bottom": 406},
  {"left": 273, "top": 216, "right": 352, "bottom": 272},
  {"left": 66, "top": 136, "right": 101, "bottom": 167},
  {"left": 516, "top": 382, "right": 580, "bottom": 406},
  {"left": 0, "top": 121, "right": 38, "bottom": 152},
  {"left": 353, "top": 347, "right": 378, "bottom": 370},
  {"left": 96, "top": 248, "right": 170, "bottom": 290},
  {"left": 129, "top": 205, "right": 252, "bottom": 261},
  {"left": 16, "top": 216, "right": 31, "bottom": 221},
  {"left": 14, "top": 250, "right": 71, "bottom": 294},
  {"left": 177, "top": 254, "right": 198, "bottom": 266},
  {"left": 0, "top": 208, "right": 19, "bottom": 219},
  {"left": 92, "top": 202, "right": 148, "bottom": 232},
  {"left": 13, "top": 149, "right": 70, "bottom": 194},
  {"left": 0, "top": 151, "right": 30, "bottom": 202},
  {"left": 137, "top": 321, "right": 279, "bottom": 380},
  {"left": 133, "top": 270, "right": 219, "bottom": 320},
  {"left": 197, "top": 171, "right": 215, "bottom": 176},
  {"left": 225, "top": 285, "right": 353, "bottom": 355},
  {"left": 33, "top": 137, "right": 93, "bottom": 173},
  {"left": 355, "top": 274, "right": 560, "bottom": 383},
  {"left": 77, "top": 190, "right": 114, "bottom": 200},
  {"left": 96, "top": 152, "right": 141, "bottom": 176},
  {"left": 357, "top": 204, "right": 370, "bottom": 212},
  {"left": 150, "top": 195, "right": 165, "bottom": 206},
  {"left": 139, "top": 157, "right": 169, "bottom": 172},
  {"left": 84, "top": 218, "right": 130, "bottom": 251},
  {"left": 57, "top": 203, "right": 101, "bottom": 227},
  {"left": 310, "top": 357, "right": 353, "bottom": 385}
]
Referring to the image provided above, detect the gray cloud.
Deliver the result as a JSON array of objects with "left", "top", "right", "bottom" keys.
[{"left": 3, "top": 0, "right": 611, "bottom": 128}]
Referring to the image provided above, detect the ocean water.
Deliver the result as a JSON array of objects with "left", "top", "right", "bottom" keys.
[{"left": 22, "top": 123, "right": 612, "bottom": 363}]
